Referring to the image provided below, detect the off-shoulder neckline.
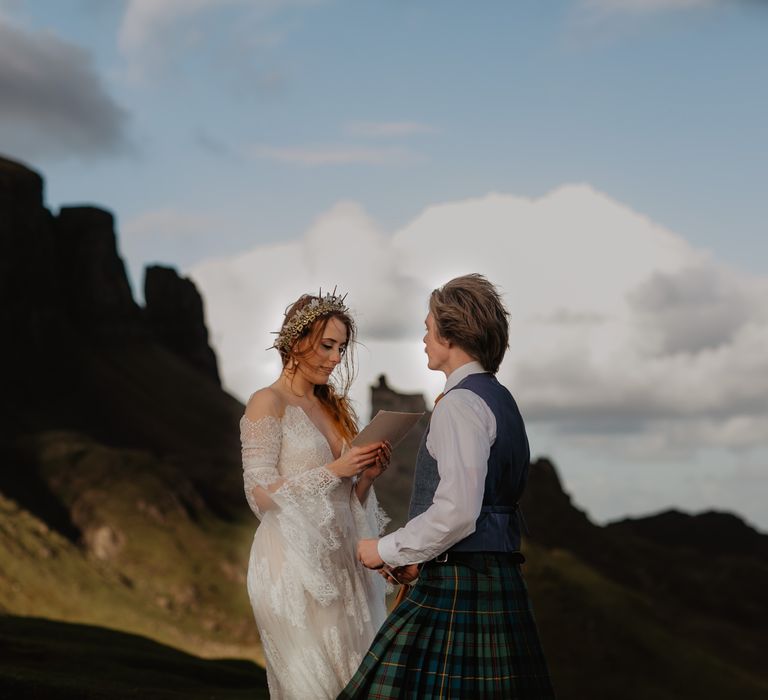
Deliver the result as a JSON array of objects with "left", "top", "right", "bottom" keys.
[{"left": 241, "top": 405, "right": 341, "bottom": 460}]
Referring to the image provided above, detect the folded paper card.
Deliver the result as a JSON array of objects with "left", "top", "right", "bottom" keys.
[{"left": 351, "top": 410, "right": 424, "bottom": 449}]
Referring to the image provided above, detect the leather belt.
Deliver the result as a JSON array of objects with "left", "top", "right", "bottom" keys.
[{"left": 426, "top": 551, "right": 525, "bottom": 569}]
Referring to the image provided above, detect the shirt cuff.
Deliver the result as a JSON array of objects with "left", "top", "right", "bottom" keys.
[{"left": 377, "top": 533, "right": 399, "bottom": 567}]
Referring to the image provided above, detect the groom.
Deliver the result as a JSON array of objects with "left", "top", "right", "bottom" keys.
[{"left": 340, "top": 274, "right": 554, "bottom": 699}]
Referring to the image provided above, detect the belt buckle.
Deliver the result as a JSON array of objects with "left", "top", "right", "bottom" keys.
[{"left": 435, "top": 552, "right": 448, "bottom": 563}]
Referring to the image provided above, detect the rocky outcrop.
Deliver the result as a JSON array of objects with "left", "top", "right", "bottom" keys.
[
  {"left": 54, "top": 206, "right": 143, "bottom": 339},
  {"left": 370, "top": 374, "right": 427, "bottom": 414},
  {"left": 0, "top": 154, "right": 240, "bottom": 514},
  {"left": 0, "top": 157, "right": 61, "bottom": 352},
  {"left": 0, "top": 160, "right": 145, "bottom": 347},
  {"left": 144, "top": 265, "right": 220, "bottom": 384},
  {"left": 520, "top": 457, "right": 598, "bottom": 547}
]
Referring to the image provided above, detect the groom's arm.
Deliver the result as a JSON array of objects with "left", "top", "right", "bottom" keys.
[{"left": 375, "top": 390, "right": 495, "bottom": 568}]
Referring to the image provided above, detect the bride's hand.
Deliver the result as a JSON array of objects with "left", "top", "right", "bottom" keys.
[
  {"left": 361, "top": 441, "right": 391, "bottom": 482},
  {"left": 328, "top": 443, "right": 383, "bottom": 479}
]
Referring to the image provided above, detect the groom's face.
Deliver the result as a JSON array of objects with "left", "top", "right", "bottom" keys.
[{"left": 423, "top": 312, "right": 450, "bottom": 372}]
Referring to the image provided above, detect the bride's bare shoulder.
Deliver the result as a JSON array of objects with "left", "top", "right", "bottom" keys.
[{"left": 245, "top": 386, "right": 285, "bottom": 421}]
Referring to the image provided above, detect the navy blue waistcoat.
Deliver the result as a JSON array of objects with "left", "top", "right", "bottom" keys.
[{"left": 407, "top": 372, "right": 530, "bottom": 552}]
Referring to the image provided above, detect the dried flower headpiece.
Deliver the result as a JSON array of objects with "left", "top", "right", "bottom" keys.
[{"left": 272, "top": 287, "right": 350, "bottom": 353}]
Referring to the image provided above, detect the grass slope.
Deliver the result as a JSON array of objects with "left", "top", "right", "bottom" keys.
[
  {"left": 0, "top": 615, "right": 268, "bottom": 700},
  {"left": 2, "top": 431, "right": 766, "bottom": 698},
  {"left": 0, "top": 432, "right": 263, "bottom": 663}
]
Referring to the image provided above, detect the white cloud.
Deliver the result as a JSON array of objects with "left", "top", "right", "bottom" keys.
[
  {"left": 188, "top": 185, "right": 768, "bottom": 526},
  {"left": 0, "top": 19, "right": 131, "bottom": 160},
  {"left": 249, "top": 144, "right": 423, "bottom": 166},
  {"left": 190, "top": 183, "right": 768, "bottom": 447},
  {"left": 188, "top": 201, "right": 431, "bottom": 400},
  {"left": 345, "top": 121, "right": 437, "bottom": 138}
]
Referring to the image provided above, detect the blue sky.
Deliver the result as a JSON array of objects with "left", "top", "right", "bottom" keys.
[
  {"left": 4, "top": 0, "right": 766, "bottom": 281},
  {"left": 2, "top": 0, "right": 767, "bottom": 528}
]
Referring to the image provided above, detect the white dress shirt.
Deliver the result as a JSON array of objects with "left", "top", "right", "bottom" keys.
[{"left": 377, "top": 361, "right": 497, "bottom": 567}]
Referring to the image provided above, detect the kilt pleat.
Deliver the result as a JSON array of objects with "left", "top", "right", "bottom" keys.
[{"left": 338, "top": 558, "right": 555, "bottom": 699}]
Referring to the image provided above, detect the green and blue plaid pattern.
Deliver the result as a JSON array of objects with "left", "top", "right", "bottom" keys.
[{"left": 338, "top": 557, "right": 555, "bottom": 699}]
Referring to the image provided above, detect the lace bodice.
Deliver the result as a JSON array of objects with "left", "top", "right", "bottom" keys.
[{"left": 241, "top": 404, "right": 339, "bottom": 475}]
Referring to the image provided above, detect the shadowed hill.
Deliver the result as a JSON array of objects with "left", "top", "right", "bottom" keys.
[
  {"left": 607, "top": 508, "right": 768, "bottom": 559},
  {"left": 0, "top": 615, "right": 268, "bottom": 700}
]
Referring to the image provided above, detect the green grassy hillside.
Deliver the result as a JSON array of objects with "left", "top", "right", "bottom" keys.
[
  {"left": 3, "top": 456, "right": 766, "bottom": 700},
  {"left": 0, "top": 433, "right": 262, "bottom": 665}
]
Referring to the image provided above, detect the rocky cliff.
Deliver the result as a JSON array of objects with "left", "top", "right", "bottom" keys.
[{"left": 0, "top": 154, "right": 241, "bottom": 516}]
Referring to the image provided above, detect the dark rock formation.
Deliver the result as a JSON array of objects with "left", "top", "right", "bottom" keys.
[
  {"left": 144, "top": 265, "right": 220, "bottom": 384},
  {"left": 0, "top": 154, "right": 240, "bottom": 515},
  {"left": 53, "top": 206, "right": 143, "bottom": 338},
  {"left": 0, "top": 156, "right": 44, "bottom": 213},
  {"left": 371, "top": 374, "right": 427, "bottom": 415},
  {"left": 520, "top": 457, "right": 597, "bottom": 547},
  {"left": 0, "top": 157, "right": 60, "bottom": 351}
]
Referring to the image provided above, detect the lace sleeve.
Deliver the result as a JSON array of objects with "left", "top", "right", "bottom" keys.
[
  {"left": 351, "top": 482, "right": 390, "bottom": 539},
  {"left": 240, "top": 414, "right": 283, "bottom": 519},
  {"left": 241, "top": 412, "right": 351, "bottom": 606},
  {"left": 240, "top": 414, "right": 341, "bottom": 522}
]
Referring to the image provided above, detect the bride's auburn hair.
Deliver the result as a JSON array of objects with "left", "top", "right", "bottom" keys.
[{"left": 278, "top": 295, "right": 359, "bottom": 444}]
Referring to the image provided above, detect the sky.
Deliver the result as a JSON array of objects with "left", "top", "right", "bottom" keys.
[{"left": 1, "top": 0, "right": 766, "bottom": 530}]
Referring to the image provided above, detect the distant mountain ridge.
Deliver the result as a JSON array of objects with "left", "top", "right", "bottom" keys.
[{"left": 607, "top": 508, "right": 768, "bottom": 559}]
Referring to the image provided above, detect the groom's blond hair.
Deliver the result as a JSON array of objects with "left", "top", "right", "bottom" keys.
[{"left": 429, "top": 274, "right": 510, "bottom": 374}]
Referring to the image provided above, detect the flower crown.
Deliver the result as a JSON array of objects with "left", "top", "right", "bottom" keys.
[{"left": 272, "top": 288, "right": 349, "bottom": 353}]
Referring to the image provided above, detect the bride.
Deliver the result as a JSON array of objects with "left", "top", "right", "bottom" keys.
[{"left": 240, "top": 290, "right": 390, "bottom": 699}]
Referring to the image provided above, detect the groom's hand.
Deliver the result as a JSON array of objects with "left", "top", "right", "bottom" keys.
[
  {"left": 392, "top": 564, "right": 420, "bottom": 584},
  {"left": 380, "top": 564, "right": 419, "bottom": 585},
  {"left": 357, "top": 539, "right": 384, "bottom": 569}
]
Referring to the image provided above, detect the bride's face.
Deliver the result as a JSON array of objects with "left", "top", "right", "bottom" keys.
[{"left": 297, "top": 316, "right": 348, "bottom": 385}]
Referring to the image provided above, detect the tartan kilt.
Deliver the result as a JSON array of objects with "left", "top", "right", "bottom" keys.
[{"left": 338, "top": 556, "right": 555, "bottom": 700}]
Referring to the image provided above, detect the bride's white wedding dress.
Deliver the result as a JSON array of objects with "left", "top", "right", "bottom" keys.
[{"left": 241, "top": 404, "right": 388, "bottom": 699}]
